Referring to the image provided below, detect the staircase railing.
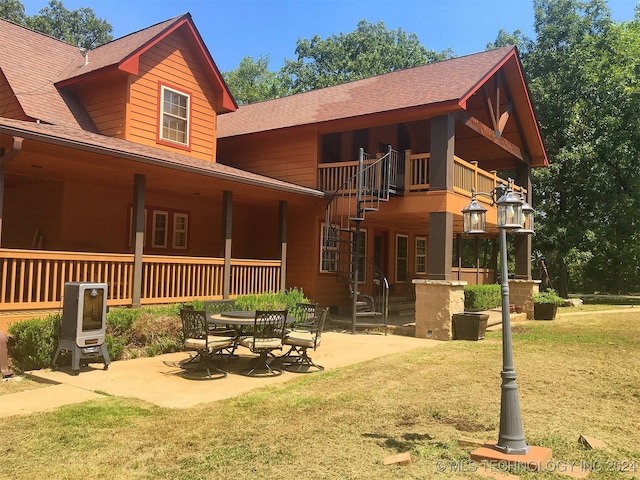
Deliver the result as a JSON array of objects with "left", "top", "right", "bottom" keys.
[{"left": 323, "top": 146, "right": 402, "bottom": 333}]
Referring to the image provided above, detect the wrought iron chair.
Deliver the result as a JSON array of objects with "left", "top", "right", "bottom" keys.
[
  {"left": 282, "top": 302, "right": 318, "bottom": 358},
  {"left": 238, "top": 309, "right": 288, "bottom": 377},
  {"left": 179, "top": 309, "right": 235, "bottom": 380},
  {"left": 203, "top": 299, "right": 239, "bottom": 355},
  {"left": 281, "top": 307, "right": 328, "bottom": 373}
]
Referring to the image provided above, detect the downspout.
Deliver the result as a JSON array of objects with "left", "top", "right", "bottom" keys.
[{"left": 0, "top": 136, "right": 24, "bottom": 247}]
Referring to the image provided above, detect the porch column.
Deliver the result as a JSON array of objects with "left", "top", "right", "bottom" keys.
[
  {"left": 427, "top": 212, "right": 453, "bottom": 280},
  {"left": 514, "top": 163, "right": 532, "bottom": 279},
  {"left": 429, "top": 113, "right": 455, "bottom": 192},
  {"left": 279, "top": 200, "right": 287, "bottom": 291},
  {"left": 222, "top": 190, "right": 232, "bottom": 299},
  {"left": 132, "top": 174, "right": 146, "bottom": 308},
  {"left": 0, "top": 137, "right": 24, "bottom": 246}
]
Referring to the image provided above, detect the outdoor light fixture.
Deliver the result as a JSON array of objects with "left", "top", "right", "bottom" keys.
[{"left": 462, "top": 178, "right": 532, "bottom": 455}]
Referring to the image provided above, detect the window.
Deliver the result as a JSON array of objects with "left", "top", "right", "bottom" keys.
[
  {"left": 415, "top": 236, "right": 427, "bottom": 274},
  {"left": 396, "top": 234, "right": 408, "bottom": 282},
  {"left": 320, "top": 223, "right": 338, "bottom": 273},
  {"left": 160, "top": 85, "right": 190, "bottom": 147},
  {"left": 152, "top": 210, "right": 168, "bottom": 248},
  {"left": 353, "top": 230, "right": 366, "bottom": 282},
  {"left": 173, "top": 213, "right": 188, "bottom": 249}
]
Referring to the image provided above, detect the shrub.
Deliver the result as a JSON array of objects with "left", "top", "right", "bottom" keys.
[
  {"left": 464, "top": 284, "right": 501, "bottom": 310},
  {"left": 533, "top": 289, "right": 564, "bottom": 305},
  {"left": 8, "top": 314, "right": 61, "bottom": 372}
]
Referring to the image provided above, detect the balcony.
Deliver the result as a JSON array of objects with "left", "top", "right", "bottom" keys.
[{"left": 318, "top": 151, "right": 525, "bottom": 198}]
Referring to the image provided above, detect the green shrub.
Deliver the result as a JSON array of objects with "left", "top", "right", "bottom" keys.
[
  {"left": 8, "top": 314, "right": 61, "bottom": 372},
  {"left": 464, "top": 284, "right": 501, "bottom": 310},
  {"left": 533, "top": 289, "right": 564, "bottom": 305},
  {"left": 8, "top": 289, "right": 311, "bottom": 370}
]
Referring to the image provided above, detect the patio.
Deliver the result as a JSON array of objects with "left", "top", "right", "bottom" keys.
[{"left": 3, "top": 330, "right": 437, "bottom": 417}]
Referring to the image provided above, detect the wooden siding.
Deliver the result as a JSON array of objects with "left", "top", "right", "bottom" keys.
[
  {"left": 74, "top": 74, "right": 128, "bottom": 137},
  {"left": 218, "top": 130, "right": 319, "bottom": 188},
  {"left": 0, "top": 70, "right": 30, "bottom": 121},
  {"left": 126, "top": 28, "right": 217, "bottom": 161}
]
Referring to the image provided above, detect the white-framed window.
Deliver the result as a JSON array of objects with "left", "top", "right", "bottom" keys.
[
  {"left": 396, "top": 234, "right": 408, "bottom": 282},
  {"left": 415, "top": 236, "right": 427, "bottom": 274},
  {"left": 160, "top": 85, "right": 190, "bottom": 146},
  {"left": 152, "top": 210, "right": 168, "bottom": 248},
  {"left": 173, "top": 213, "right": 188, "bottom": 249},
  {"left": 353, "top": 229, "right": 366, "bottom": 283},
  {"left": 320, "top": 223, "right": 338, "bottom": 273}
]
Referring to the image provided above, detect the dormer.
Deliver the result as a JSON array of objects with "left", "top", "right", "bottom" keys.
[{"left": 54, "top": 14, "right": 236, "bottom": 162}]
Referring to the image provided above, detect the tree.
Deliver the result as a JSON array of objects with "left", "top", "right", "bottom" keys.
[
  {"left": 0, "top": 0, "right": 112, "bottom": 49},
  {"left": 281, "top": 20, "right": 452, "bottom": 94},
  {"left": 523, "top": 0, "right": 640, "bottom": 295},
  {"left": 222, "top": 55, "right": 288, "bottom": 106},
  {"left": 0, "top": 0, "right": 26, "bottom": 24}
]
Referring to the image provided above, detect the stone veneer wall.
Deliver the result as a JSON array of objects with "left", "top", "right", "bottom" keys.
[
  {"left": 413, "top": 280, "right": 466, "bottom": 341},
  {"left": 508, "top": 280, "right": 541, "bottom": 320}
]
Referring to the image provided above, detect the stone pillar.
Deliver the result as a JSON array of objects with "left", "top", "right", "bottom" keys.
[
  {"left": 413, "top": 279, "right": 466, "bottom": 340},
  {"left": 508, "top": 279, "right": 541, "bottom": 320}
]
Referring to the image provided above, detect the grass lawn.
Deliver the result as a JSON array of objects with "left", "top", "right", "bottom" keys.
[{"left": 1, "top": 309, "right": 639, "bottom": 479}]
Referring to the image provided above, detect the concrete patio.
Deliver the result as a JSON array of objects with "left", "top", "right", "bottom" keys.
[{"left": 2, "top": 330, "right": 439, "bottom": 418}]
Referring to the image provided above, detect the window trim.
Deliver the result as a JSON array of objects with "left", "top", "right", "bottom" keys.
[
  {"left": 320, "top": 222, "right": 338, "bottom": 273},
  {"left": 172, "top": 213, "right": 189, "bottom": 250},
  {"left": 415, "top": 236, "right": 427, "bottom": 275},
  {"left": 152, "top": 210, "right": 169, "bottom": 249},
  {"left": 396, "top": 234, "right": 409, "bottom": 283},
  {"left": 157, "top": 82, "right": 192, "bottom": 151}
]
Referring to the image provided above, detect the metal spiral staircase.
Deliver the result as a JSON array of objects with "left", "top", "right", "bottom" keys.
[{"left": 323, "top": 146, "right": 404, "bottom": 333}]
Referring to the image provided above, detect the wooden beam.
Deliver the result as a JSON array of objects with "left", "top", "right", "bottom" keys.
[
  {"left": 452, "top": 111, "right": 524, "bottom": 162},
  {"left": 222, "top": 190, "right": 232, "bottom": 299},
  {"left": 132, "top": 174, "right": 145, "bottom": 308}
]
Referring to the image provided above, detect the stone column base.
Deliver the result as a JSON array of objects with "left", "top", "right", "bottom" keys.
[
  {"left": 413, "top": 280, "right": 466, "bottom": 340},
  {"left": 508, "top": 279, "right": 541, "bottom": 320}
]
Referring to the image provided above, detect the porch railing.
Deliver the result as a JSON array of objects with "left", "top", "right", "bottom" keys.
[
  {"left": 0, "top": 249, "right": 281, "bottom": 310},
  {"left": 318, "top": 151, "right": 525, "bottom": 198}
]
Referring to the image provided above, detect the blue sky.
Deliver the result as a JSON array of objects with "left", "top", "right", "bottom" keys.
[{"left": 20, "top": 0, "right": 639, "bottom": 72}]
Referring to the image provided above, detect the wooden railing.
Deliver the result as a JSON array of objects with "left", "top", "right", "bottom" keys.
[
  {"left": 318, "top": 151, "right": 525, "bottom": 198},
  {"left": 0, "top": 249, "right": 281, "bottom": 310}
]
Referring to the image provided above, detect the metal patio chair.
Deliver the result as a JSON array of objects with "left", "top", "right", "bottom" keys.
[
  {"left": 179, "top": 309, "right": 235, "bottom": 380},
  {"left": 238, "top": 309, "right": 288, "bottom": 377},
  {"left": 281, "top": 307, "right": 328, "bottom": 373}
]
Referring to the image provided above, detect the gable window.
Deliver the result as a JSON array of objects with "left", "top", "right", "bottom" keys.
[
  {"left": 159, "top": 84, "right": 190, "bottom": 147},
  {"left": 415, "top": 236, "right": 427, "bottom": 274},
  {"left": 396, "top": 234, "right": 408, "bottom": 282}
]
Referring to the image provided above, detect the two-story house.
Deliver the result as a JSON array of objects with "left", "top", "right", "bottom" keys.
[{"left": 0, "top": 13, "right": 547, "bottom": 333}]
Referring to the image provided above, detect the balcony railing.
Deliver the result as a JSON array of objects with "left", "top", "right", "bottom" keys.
[
  {"left": 0, "top": 249, "right": 281, "bottom": 310},
  {"left": 318, "top": 151, "right": 525, "bottom": 198}
]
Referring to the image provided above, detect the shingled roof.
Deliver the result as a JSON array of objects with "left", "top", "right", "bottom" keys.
[
  {"left": 0, "top": 117, "right": 324, "bottom": 197},
  {"left": 0, "top": 14, "right": 235, "bottom": 130},
  {"left": 218, "top": 46, "right": 520, "bottom": 137}
]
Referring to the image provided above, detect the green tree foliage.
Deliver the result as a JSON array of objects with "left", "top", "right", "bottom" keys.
[
  {"left": 224, "top": 19, "right": 452, "bottom": 104},
  {"left": 0, "top": 0, "right": 112, "bottom": 49},
  {"left": 222, "top": 55, "right": 288, "bottom": 106},
  {"left": 0, "top": 0, "right": 26, "bottom": 24},
  {"left": 282, "top": 20, "right": 452, "bottom": 94},
  {"left": 523, "top": 0, "right": 640, "bottom": 294}
]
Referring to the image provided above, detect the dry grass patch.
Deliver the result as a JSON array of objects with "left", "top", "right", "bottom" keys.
[{"left": 1, "top": 310, "right": 639, "bottom": 479}]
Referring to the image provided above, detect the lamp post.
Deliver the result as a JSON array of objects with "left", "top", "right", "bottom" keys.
[{"left": 462, "top": 178, "right": 531, "bottom": 455}]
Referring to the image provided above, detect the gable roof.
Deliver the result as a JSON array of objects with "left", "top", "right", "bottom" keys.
[
  {"left": 56, "top": 13, "right": 237, "bottom": 113},
  {"left": 218, "top": 46, "right": 547, "bottom": 166},
  {"left": 0, "top": 14, "right": 236, "bottom": 131}
]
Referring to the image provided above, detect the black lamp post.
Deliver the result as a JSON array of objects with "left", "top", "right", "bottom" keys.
[{"left": 462, "top": 178, "right": 531, "bottom": 455}]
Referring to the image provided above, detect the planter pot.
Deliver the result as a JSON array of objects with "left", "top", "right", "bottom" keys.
[
  {"left": 452, "top": 312, "right": 489, "bottom": 341},
  {"left": 534, "top": 303, "right": 558, "bottom": 320}
]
